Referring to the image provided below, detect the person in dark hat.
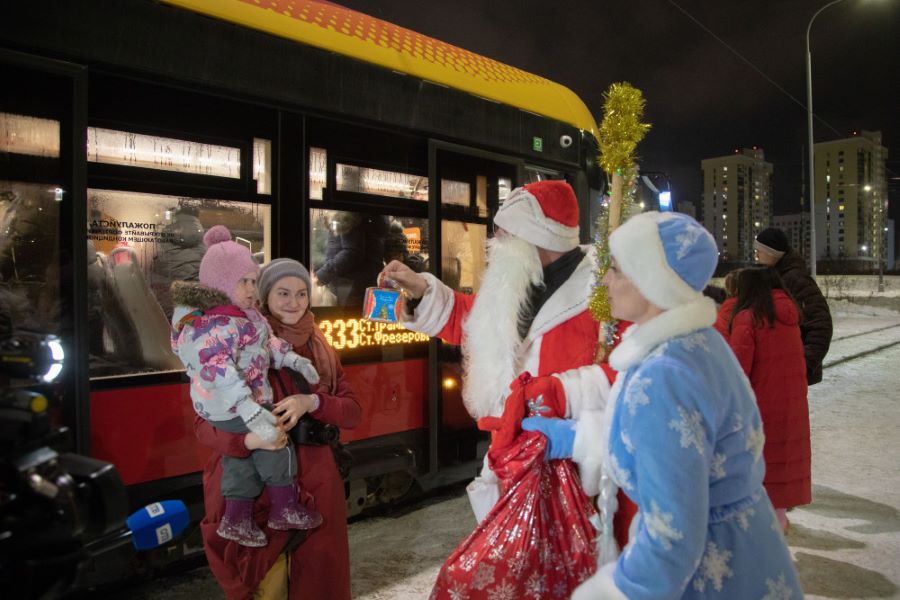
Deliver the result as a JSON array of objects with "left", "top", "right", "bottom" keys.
[{"left": 754, "top": 227, "right": 832, "bottom": 385}]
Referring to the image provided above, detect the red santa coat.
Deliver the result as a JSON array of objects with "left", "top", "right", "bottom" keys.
[
  {"left": 402, "top": 250, "right": 636, "bottom": 547},
  {"left": 714, "top": 291, "right": 811, "bottom": 508},
  {"left": 194, "top": 348, "right": 361, "bottom": 600}
]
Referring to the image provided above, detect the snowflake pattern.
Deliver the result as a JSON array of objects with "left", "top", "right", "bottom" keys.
[
  {"left": 692, "top": 542, "right": 734, "bottom": 592},
  {"left": 644, "top": 500, "right": 684, "bottom": 550},
  {"left": 733, "top": 505, "right": 757, "bottom": 531},
  {"left": 487, "top": 581, "right": 516, "bottom": 600},
  {"left": 762, "top": 573, "right": 795, "bottom": 600},
  {"left": 447, "top": 582, "right": 468, "bottom": 600},
  {"left": 624, "top": 374, "right": 652, "bottom": 415},
  {"left": 621, "top": 430, "right": 635, "bottom": 454},
  {"left": 608, "top": 453, "right": 634, "bottom": 491},
  {"left": 745, "top": 422, "right": 766, "bottom": 462},
  {"left": 710, "top": 452, "right": 727, "bottom": 480},
  {"left": 679, "top": 332, "right": 711, "bottom": 352},
  {"left": 524, "top": 572, "right": 546, "bottom": 598},
  {"left": 731, "top": 412, "right": 745, "bottom": 433},
  {"left": 675, "top": 225, "right": 705, "bottom": 259},
  {"left": 471, "top": 562, "right": 495, "bottom": 590},
  {"left": 668, "top": 405, "right": 707, "bottom": 456}
]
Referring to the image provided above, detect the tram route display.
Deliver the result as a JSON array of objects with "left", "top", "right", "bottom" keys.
[{"left": 318, "top": 316, "right": 429, "bottom": 350}]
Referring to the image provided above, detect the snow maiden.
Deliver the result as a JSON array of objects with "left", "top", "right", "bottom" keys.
[{"left": 572, "top": 212, "right": 803, "bottom": 600}]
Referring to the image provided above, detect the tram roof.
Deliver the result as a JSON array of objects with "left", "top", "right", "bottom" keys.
[{"left": 163, "top": 0, "right": 599, "bottom": 139}]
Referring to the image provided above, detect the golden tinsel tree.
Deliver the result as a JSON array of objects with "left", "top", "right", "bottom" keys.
[{"left": 589, "top": 82, "right": 651, "bottom": 357}]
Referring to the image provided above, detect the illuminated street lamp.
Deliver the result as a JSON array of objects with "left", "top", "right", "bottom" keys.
[{"left": 806, "top": 0, "right": 852, "bottom": 279}]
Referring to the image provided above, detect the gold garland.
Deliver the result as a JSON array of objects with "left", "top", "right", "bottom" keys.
[{"left": 590, "top": 82, "right": 650, "bottom": 352}]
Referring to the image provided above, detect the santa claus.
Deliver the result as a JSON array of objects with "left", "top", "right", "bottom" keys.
[{"left": 380, "top": 179, "right": 621, "bottom": 551}]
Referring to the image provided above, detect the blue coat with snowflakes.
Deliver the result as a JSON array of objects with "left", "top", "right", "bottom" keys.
[
  {"left": 170, "top": 282, "right": 306, "bottom": 442},
  {"left": 575, "top": 298, "right": 803, "bottom": 600}
]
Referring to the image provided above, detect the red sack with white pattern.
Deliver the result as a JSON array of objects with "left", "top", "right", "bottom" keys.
[{"left": 430, "top": 373, "right": 598, "bottom": 600}]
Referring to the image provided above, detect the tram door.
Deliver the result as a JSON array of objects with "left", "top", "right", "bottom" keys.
[{"left": 430, "top": 144, "right": 519, "bottom": 472}]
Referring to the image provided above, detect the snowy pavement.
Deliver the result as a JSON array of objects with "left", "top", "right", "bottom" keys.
[{"left": 106, "top": 304, "right": 900, "bottom": 599}]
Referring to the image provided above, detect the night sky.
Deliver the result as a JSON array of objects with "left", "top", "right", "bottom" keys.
[{"left": 338, "top": 0, "right": 898, "bottom": 223}]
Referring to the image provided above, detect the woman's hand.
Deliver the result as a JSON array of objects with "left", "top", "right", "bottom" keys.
[
  {"left": 273, "top": 394, "right": 318, "bottom": 431},
  {"left": 380, "top": 260, "right": 428, "bottom": 300},
  {"left": 244, "top": 428, "right": 288, "bottom": 451}
]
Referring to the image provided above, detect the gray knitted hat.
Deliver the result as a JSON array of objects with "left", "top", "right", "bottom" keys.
[{"left": 258, "top": 258, "right": 312, "bottom": 308}]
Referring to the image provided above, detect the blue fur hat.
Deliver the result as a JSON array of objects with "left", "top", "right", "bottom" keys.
[{"left": 609, "top": 212, "right": 718, "bottom": 310}]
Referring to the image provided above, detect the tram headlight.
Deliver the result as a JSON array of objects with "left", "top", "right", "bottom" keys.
[
  {"left": 0, "top": 333, "right": 65, "bottom": 382},
  {"left": 559, "top": 134, "right": 573, "bottom": 148}
]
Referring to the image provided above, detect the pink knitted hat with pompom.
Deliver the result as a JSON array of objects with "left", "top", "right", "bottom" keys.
[{"left": 199, "top": 225, "right": 259, "bottom": 303}]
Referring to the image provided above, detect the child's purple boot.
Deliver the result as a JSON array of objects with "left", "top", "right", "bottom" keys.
[
  {"left": 267, "top": 485, "right": 323, "bottom": 530},
  {"left": 217, "top": 498, "right": 267, "bottom": 547}
]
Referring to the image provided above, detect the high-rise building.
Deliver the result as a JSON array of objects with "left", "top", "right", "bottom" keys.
[
  {"left": 700, "top": 148, "right": 773, "bottom": 263},
  {"left": 772, "top": 213, "right": 810, "bottom": 262},
  {"left": 813, "top": 130, "right": 889, "bottom": 272}
]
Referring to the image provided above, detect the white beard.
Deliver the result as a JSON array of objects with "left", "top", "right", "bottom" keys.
[{"left": 461, "top": 235, "right": 544, "bottom": 419}]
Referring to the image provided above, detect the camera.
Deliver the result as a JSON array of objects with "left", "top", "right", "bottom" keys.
[
  {"left": 559, "top": 134, "right": 573, "bottom": 148},
  {"left": 291, "top": 415, "right": 340, "bottom": 446},
  {"left": 0, "top": 332, "right": 129, "bottom": 599}
]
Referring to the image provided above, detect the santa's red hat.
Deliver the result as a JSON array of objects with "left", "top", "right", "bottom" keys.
[{"left": 493, "top": 180, "right": 580, "bottom": 251}]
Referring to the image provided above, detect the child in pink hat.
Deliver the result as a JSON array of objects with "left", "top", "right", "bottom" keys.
[{"left": 171, "top": 225, "right": 323, "bottom": 547}]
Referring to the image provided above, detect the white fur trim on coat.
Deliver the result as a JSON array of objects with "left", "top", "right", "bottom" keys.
[
  {"left": 493, "top": 187, "right": 579, "bottom": 252},
  {"left": 572, "top": 407, "right": 606, "bottom": 496},
  {"left": 610, "top": 211, "right": 701, "bottom": 310},
  {"left": 571, "top": 561, "right": 627, "bottom": 600},
  {"left": 399, "top": 272, "right": 455, "bottom": 337},
  {"left": 559, "top": 364, "right": 610, "bottom": 419},
  {"left": 609, "top": 297, "right": 717, "bottom": 372}
]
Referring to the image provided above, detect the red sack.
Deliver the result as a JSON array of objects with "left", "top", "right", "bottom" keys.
[{"left": 430, "top": 374, "right": 598, "bottom": 599}]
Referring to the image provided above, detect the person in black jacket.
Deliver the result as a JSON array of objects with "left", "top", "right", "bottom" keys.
[{"left": 755, "top": 227, "right": 833, "bottom": 385}]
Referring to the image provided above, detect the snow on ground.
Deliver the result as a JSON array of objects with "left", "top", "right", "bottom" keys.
[{"left": 106, "top": 308, "right": 900, "bottom": 599}]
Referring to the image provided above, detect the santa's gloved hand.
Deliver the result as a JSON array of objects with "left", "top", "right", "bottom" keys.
[
  {"left": 288, "top": 354, "right": 320, "bottom": 384},
  {"left": 520, "top": 416, "right": 577, "bottom": 460}
]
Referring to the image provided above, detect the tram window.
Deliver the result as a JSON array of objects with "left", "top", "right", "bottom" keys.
[
  {"left": 0, "top": 181, "right": 61, "bottom": 335},
  {"left": 1, "top": 112, "right": 60, "bottom": 157},
  {"left": 253, "top": 138, "right": 271, "bottom": 195},
  {"left": 309, "top": 148, "right": 328, "bottom": 200},
  {"left": 86, "top": 189, "right": 270, "bottom": 378},
  {"left": 309, "top": 147, "right": 326, "bottom": 200},
  {"left": 335, "top": 164, "right": 428, "bottom": 202},
  {"left": 498, "top": 177, "right": 512, "bottom": 204},
  {"left": 86, "top": 128, "right": 242, "bottom": 179},
  {"left": 309, "top": 208, "right": 428, "bottom": 308},
  {"left": 525, "top": 166, "right": 563, "bottom": 184},
  {"left": 441, "top": 179, "right": 470, "bottom": 208},
  {"left": 441, "top": 221, "right": 487, "bottom": 294}
]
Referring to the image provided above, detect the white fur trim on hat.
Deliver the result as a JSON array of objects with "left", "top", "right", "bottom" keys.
[
  {"left": 609, "top": 212, "right": 701, "bottom": 310},
  {"left": 493, "top": 188, "right": 579, "bottom": 252}
]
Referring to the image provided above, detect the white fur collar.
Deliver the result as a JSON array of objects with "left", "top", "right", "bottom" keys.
[
  {"left": 609, "top": 297, "right": 717, "bottom": 372},
  {"left": 524, "top": 246, "right": 595, "bottom": 344}
]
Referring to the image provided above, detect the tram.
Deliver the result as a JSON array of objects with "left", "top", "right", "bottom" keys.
[{"left": 0, "top": 0, "right": 605, "bottom": 586}]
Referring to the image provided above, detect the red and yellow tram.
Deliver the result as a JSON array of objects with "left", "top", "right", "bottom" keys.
[{"left": 1, "top": 0, "right": 605, "bottom": 584}]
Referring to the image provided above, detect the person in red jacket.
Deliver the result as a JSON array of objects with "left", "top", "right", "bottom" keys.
[
  {"left": 194, "top": 257, "right": 361, "bottom": 599},
  {"left": 713, "top": 266, "right": 810, "bottom": 533}
]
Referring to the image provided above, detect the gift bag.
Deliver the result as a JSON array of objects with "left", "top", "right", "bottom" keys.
[{"left": 430, "top": 374, "right": 598, "bottom": 599}]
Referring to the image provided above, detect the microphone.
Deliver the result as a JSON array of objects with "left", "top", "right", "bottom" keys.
[{"left": 126, "top": 500, "right": 190, "bottom": 550}]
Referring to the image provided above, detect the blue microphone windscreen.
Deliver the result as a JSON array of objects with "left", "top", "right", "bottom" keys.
[{"left": 127, "top": 500, "right": 190, "bottom": 551}]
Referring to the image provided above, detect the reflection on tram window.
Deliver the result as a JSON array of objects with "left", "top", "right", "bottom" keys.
[
  {"left": 441, "top": 221, "right": 487, "bottom": 294},
  {"left": 86, "top": 128, "right": 243, "bottom": 179},
  {"left": 310, "top": 209, "right": 428, "bottom": 308},
  {"left": 336, "top": 164, "right": 428, "bottom": 201},
  {"left": 0, "top": 181, "right": 61, "bottom": 335},
  {"left": 525, "top": 166, "right": 563, "bottom": 184},
  {"left": 309, "top": 147, "right": 326, "bottom": 200},
  {"left": 86, "top": 189, "right": 270, "bottom": 378},
  {"left": 0, "top": 113, "right": 60, "bottom": 158},
  {"left": 253, "top": 138, "right": 272, "bottom": 195}
]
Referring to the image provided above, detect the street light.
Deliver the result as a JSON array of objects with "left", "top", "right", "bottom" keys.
[{"left": 806, "top": 0, "right": 852, "bottom": 279}]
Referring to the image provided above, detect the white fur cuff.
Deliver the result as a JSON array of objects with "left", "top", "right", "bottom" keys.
[
  {"left": 573, "top": 408, "right": 606, "bottom": 496},
  {"left": 571, "top": 562, "right": 626, "bottom": 600},
  {"left": 399, "top": 272, "right": 455, "bottom": 336},
  {"left": 559, "top": 364, "right": 611, "bottom": 418}
]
